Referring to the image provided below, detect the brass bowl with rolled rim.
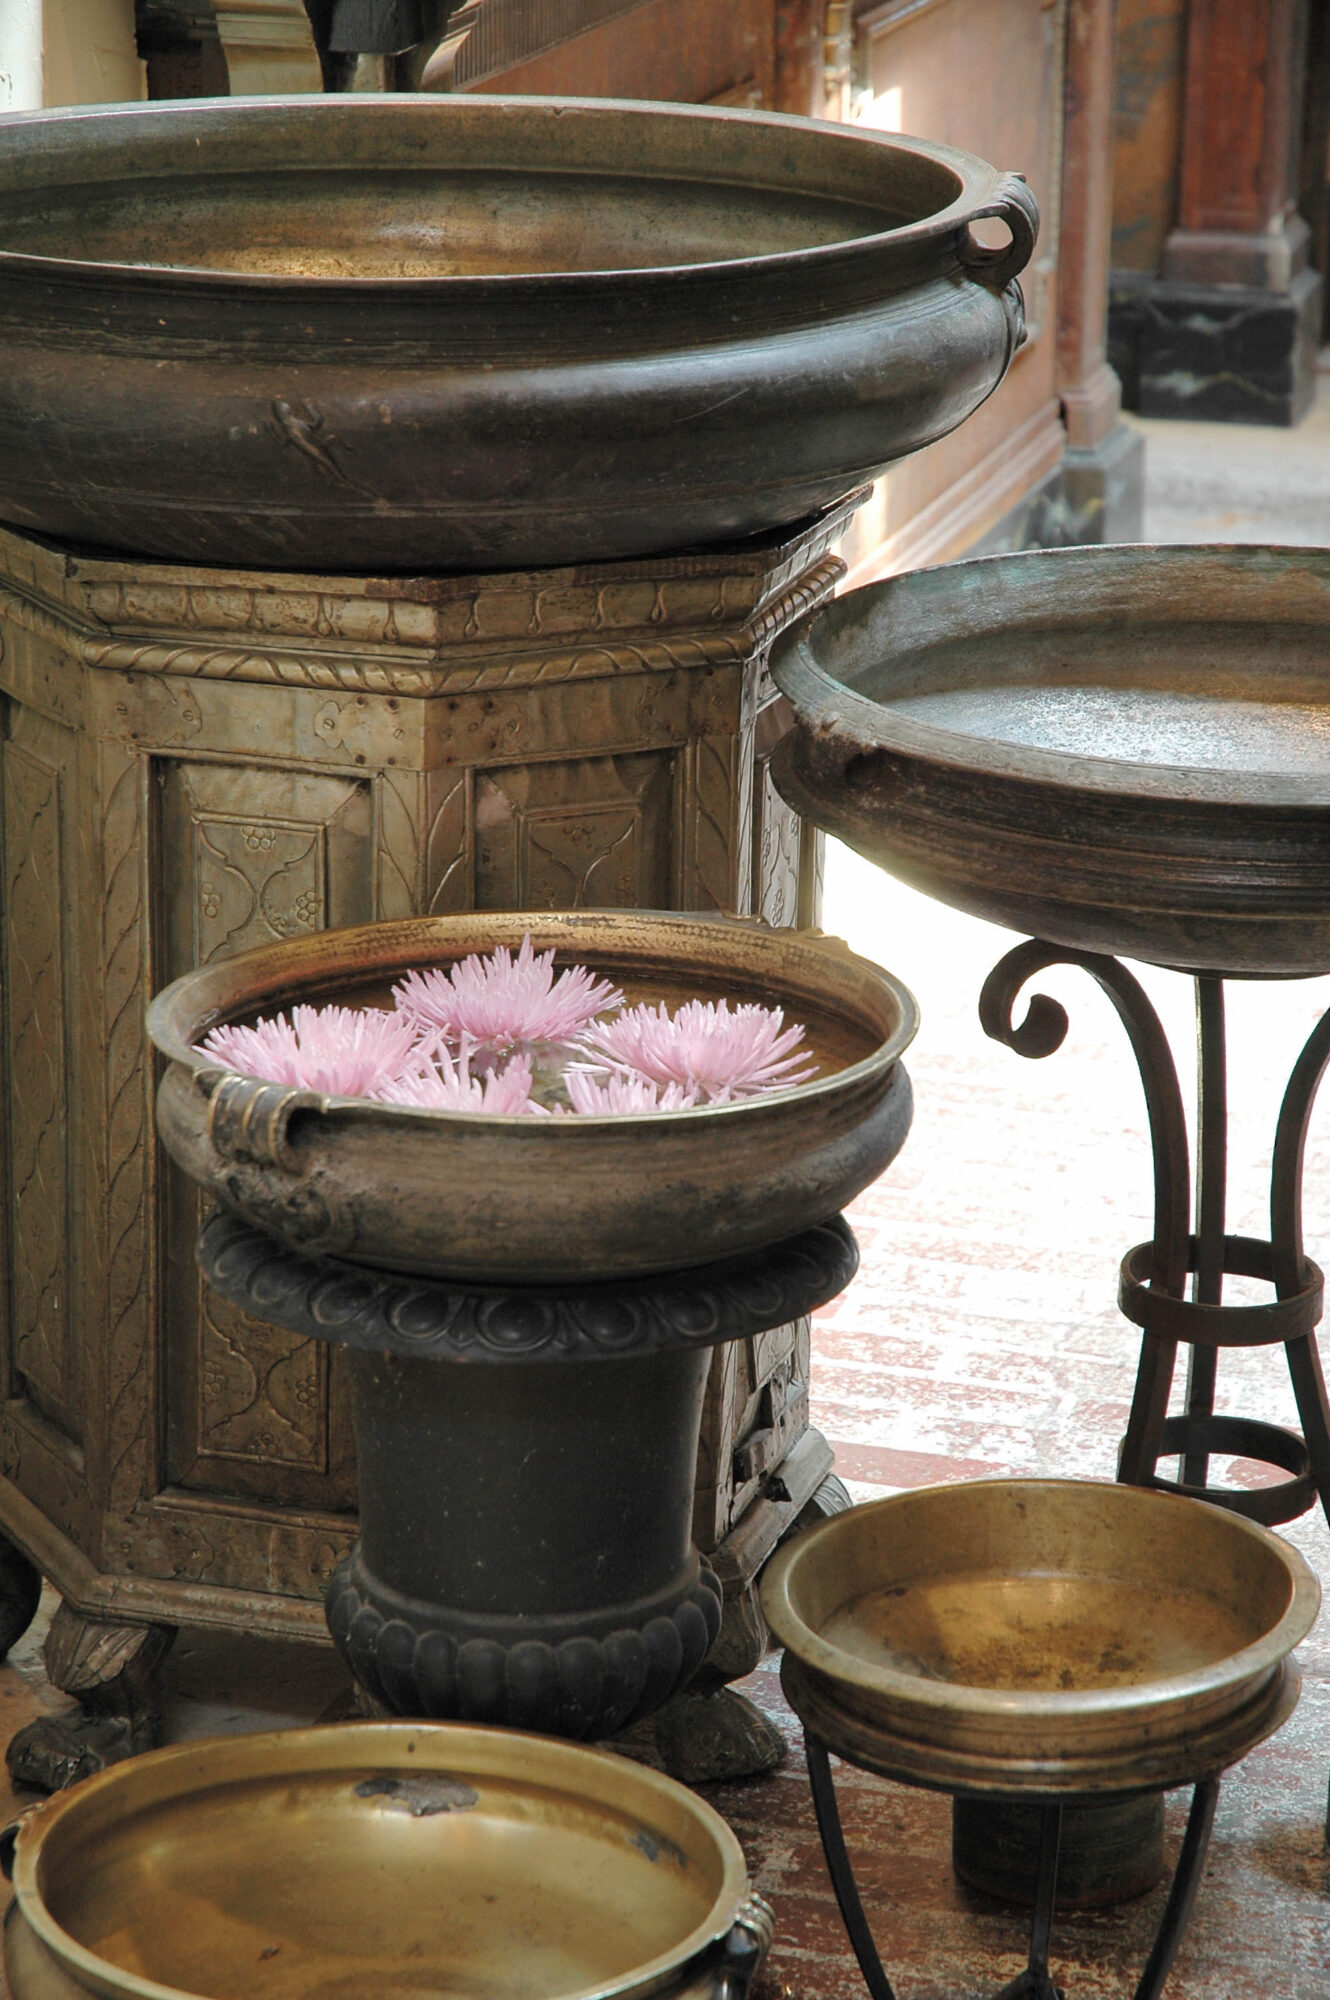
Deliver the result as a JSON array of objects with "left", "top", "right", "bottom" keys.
[
  {"left": 0, "top": 94, "right": 1031, "bottom": 572},
  {"left": 2, "top": 1721, "right": 773, "bottom": 2000},
  {"left": 147, "top": 908, "right": 916, "bottom": 1283},
  {"left": 762, "top": 1477, "right": 1320, "bottom": 1796}
]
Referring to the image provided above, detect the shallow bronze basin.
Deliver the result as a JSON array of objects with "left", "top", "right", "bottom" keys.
[
  {"left": 148, "top": 909, "right": 916, "bottom": 1282},
  {"left": 771, "top": 544, "right": 1330, "bottom": 976},
  {"left": 0, "top": 95, "right": 1031, "bottom": 572},
  {"left": 762, "top": 1477, "right": 1319, "bottom": 1794},
  {"left": 4, "top": 1722, "right": 769, "bottom": 2000}
]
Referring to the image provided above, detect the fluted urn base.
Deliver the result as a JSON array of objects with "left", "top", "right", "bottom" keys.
[{"left": 197, "top": 1210, "right": 859, "bottom": 1741}]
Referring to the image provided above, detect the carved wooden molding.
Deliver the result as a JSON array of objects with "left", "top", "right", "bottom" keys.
[{"left": 0, "top": 549, "right": 848, "bottom": 699}]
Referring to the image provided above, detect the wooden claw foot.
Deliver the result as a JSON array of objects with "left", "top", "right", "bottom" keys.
[{"left": 5, "top": 1605, "right": 175, "bottom": 1794}]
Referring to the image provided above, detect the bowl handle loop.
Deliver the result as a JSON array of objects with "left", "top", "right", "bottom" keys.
[
  {"left": 959, "top": 172, "right": 1039, "bottom": 289},
  {"left": 0, "top": 1805, "right": 43, "bottom": 1881},
  {"left": 715, "top": 1894, "right": 775, "bottom": 1998},
  {"left": 199, "top": 1069, "right": 321, "bottom": 1175}
]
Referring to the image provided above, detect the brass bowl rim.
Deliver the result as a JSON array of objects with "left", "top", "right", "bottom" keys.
[
  {"left": 146, "top": 908, "right": 919, "bottom": 1130},
  {"left": 771, "top": 542, "right": 1330, "bottom": 811},
  {"left": 11, "top": 1720, "right": 752, "bottom": 2000},
  {"left": 761, "top": 1475, "right": 1322, "bottom": 1725},
  {"left": 0, "top": 94, "right": 1005, "bottom": 292}
]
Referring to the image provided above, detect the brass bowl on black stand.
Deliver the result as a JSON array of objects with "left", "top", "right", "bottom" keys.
[
  {"left": 148, "top": 911, "right": 914, "bottom": 1745},
  {"left": 763, "top": 1478, "right": 1319, "bottom": 2000}
]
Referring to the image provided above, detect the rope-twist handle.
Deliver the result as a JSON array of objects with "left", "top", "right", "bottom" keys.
[{"left": 199, "top": 1067, "right": 321, "bottom": 1175}]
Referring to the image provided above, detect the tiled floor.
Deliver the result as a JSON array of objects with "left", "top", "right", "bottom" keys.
[{"left": 2, "top": 386, "right": 1329, "bottom": 1995}]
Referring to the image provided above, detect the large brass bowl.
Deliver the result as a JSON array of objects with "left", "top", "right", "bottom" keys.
[
  {"left": 148, "top": 909, "right": 916, "bottom": 1282},
  {"left": 771, "top": 544, "right": 1330, "bottom": 975},
  {"left": 762, "top": 1478, "right": 1320, "bottom": 1796},
  {"left": 0, "top": 95, "right": 1031, "bottom": 572},
  {"left": 3, "top": 1722, "right": 769, "bottom": 2000}
]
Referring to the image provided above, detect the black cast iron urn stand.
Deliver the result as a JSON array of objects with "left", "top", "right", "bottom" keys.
[{"left": 197, "top": 1209, "right": 858, "bottom": 1741}]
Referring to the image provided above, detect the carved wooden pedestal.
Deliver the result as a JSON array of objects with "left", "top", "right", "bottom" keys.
[{"left": 0, "top": 502, "right": 854, "bottom": 1780}]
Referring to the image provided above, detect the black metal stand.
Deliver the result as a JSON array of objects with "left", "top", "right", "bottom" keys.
[
  {"left": 805, "top": 1731, "right": 1221, "bottom": 2000},
  {"left": 980, "top": 941, "right": 1330, "bottom": 1528}
]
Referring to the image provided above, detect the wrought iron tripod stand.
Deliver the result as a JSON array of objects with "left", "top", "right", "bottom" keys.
[
  {"left": 797, "top": 937, "right": 1330, "bottom": 2000},
  {"left": 981, "top": 939, "right": 1330, "bottom": 1532}
]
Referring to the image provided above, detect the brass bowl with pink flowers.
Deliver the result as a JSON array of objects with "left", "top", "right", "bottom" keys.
[{"left": 148, "top": 910, "right": 916, "bottom": 1282}]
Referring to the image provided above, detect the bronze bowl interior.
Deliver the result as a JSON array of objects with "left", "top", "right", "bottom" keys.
[
  {"left": 147, "top": 908, "right": 917, "bottom": 1283},
  {"left": 762, "top": 1477, "right": 1320, "bottom": 1796},
  {"left": 0, "top": 94, "right": 1030, "bottom": 571},
  {"left": 771, "top": 544, "right": 1330, "bottom": 976},
  {"left": 5, "top": 1722, "right": 762, "bottom": 2000}
]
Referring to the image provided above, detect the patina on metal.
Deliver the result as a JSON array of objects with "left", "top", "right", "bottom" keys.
[
  {"left": 763, "top": 1477, "right": 1318, "bottom": 2000},
  {"left": 149, "top": 909, "right": 917, "bottom": 1282},
  {"left": 770, "top": 543, "right": 1330, "bottom": 978},
  {"left": 0, "top": 94, "right": 1033, "bottom": 571},
  {"left": 194, "top": 1209, "right": 858, "bottom": 1740},
  {"left": 2, "top": 1721, "right": 774, "bottom": 2000}
]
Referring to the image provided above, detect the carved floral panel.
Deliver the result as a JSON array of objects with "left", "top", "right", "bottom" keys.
[
  {"left": 158, "top": 759, "right": 370, "bottom": 1508},
  {"left": 755, "top": 757, "right": 802, "bottom": 930},
  {"left": 474, "top": 753, "right": 673, "bottom": 911},
  {"left": 197, "top": 1281, "right": 331, "bottom": 1473}
]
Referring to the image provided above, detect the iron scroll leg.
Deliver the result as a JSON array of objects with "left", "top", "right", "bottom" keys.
[
  {"left": 1131, "top": 1777, "right": 1219, "bottom": 2000},
  {"left": 1180, "top": 978, "right": 1226, "bottom": 1490},
  {"left": 994, "top": 1801, "right": 1066, "bottom": 1999},
  {"left": 804, "top": 1731, "right": 899, "bottom": 2000},
  {"left": 981, "top": 944, "right": 1330, "bottom": 1528},
  {"left": 803, "top": 1732, "right": 1221, "bottom": 2000}
]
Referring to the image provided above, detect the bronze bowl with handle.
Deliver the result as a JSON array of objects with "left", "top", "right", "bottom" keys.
[
  {"left": 1, "top": 1721, "right": 774, "bottom": 2000},
  {"left": 147, "top": 908, "right": 916, "bottom": 1283},
  {"left": 0, "top": 93, "right": 1033, "bottom": 572}
]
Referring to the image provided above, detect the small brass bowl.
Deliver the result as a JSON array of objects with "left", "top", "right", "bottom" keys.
[
  {"left": 148, "top": 909, "right": 916, "bottom": 1282},
  {"left": 762, "top": 1477, "right": 1320, "bottom": 1795},
  {"left": 5, "top": 1722, "right": 770, "bottom": 2000}
]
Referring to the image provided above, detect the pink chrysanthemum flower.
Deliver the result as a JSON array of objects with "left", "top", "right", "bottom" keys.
[
  {"left": 579, "top": 997, "right": 817, "bottom": 1104},
  {"left": 197, "top": 1004, "right": 423, "bottom": 1099},
  {"left": 564, "top": 1071, "right": 697, "bottom": 1116},
  {"left": 375, "top": 1043, "right": 544, "bottom": 1117},
  {"left": 392, "top": 936, "right": 623, "bottom": 1065}
]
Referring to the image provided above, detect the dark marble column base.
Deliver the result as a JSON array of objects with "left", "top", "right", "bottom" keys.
[
  {"left": 953, "top": 1792, "right": 1166, "bottom": 1910},
  {"left": 1110, "top": 266, "right": 1323, "bottom": 426},
  {"left": 1060, "top": 422, "right": 1147, "bottom": 546},
  {"left": 962, "top": 420, "right": 1146, "bottom": 556}
]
